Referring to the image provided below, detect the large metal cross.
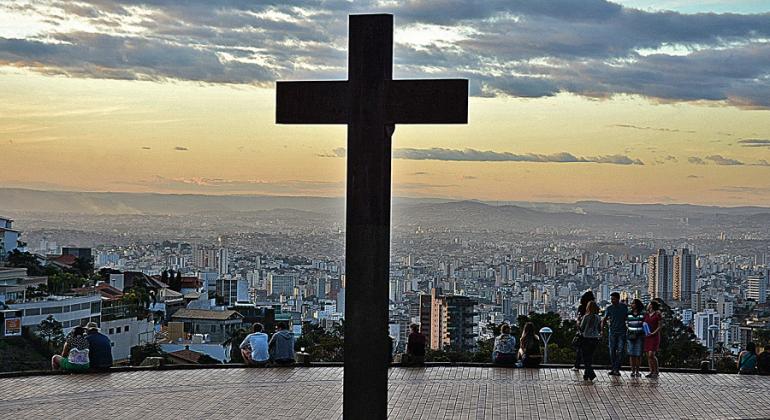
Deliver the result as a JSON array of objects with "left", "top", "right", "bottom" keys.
[{"left": 276, "top": 14, "right": 468, "bottom": 420}]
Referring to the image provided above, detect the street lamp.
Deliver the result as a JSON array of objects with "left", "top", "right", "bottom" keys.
[
  {"left": 708, "top": 324, "right": 720, "bottom": 371},
  {"left": 539, "top": 327, "right": 553, "bottom": 364}
]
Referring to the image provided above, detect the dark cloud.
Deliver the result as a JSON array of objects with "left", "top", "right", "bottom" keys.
[
  {"left": 611, "top": 124, "right": 695, "bottom": 134},
  {"left": 462, "top": 175, "right": 477, "bottom": 179},
  {"left": 705, "top": 155, "right": 744, "bottom": 165},
  {"left": 688, "top": 157, "right": 706, "bottom": 165},
  {"left": 687, "top": 175, "right": 701, "bottom": 179},
  {"left": 393, "top": 148, "right": 644, "bottom": 165},
  {"left": 322, "top": 147, "right": 643, "bottom": 164},
  {"left": 0, "top": 1, "right": 769, "bottom": 107},
  {"left": 737, "top": 139, "right": 770, "bottom": 147},
  {"left": 174, "top": 146, "right": 189, "bottom": 151},
  {"left": 141, "top": 146, "right": 151, "bottom": 150}
]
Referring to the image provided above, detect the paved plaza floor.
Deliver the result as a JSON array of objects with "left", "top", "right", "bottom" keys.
[{"left": 1, "top": 367, "right": 768, "bottom": 419}]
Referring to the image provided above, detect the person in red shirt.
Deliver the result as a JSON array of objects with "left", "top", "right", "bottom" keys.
[{"left": 643, "top": 300, "right": 663, "bottom": 378}]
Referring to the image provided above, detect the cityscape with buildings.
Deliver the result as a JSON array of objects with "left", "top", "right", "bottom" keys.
[{"left": 2, "top": 191, "right": 769, "bottom": 368}]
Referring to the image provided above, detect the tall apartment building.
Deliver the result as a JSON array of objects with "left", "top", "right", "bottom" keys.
[
  {"left": 648, "top": 249, "right": 672, "bottom": 300},
  {"left": 649, "top": 248, "right": 697, "bottom": 302},
  {"left": 420, "top": 288, "right": 478, "bottom": 352},
  {"left": 673, "top": 248, "right": 696, "bottom": 302},
  {"left": 747, "top": 275, "right": 768, "bottom": 304},
  {"left": 268, "top": 273, "right": 297, "bottom": 296}
]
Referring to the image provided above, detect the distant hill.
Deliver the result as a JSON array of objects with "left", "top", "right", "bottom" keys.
[{"left": 1, "top": 187, "right": 769, "bottom": 234}]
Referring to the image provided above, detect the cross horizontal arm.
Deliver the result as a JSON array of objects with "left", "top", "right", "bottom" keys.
[
  {"left": 387, "top": 79, "right": 468, "bottom": 124},
  {"left": 276, "top": 81, "right": 350, "bottom": 124}
]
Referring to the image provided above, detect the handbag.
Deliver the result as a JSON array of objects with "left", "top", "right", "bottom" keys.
[{"left": 571, "top": 333, "right": 582, "bottom": 347}]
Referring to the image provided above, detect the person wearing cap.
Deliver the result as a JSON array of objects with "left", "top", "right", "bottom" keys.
[{"left": 85, "top": 322, "right": 113, "bottom": 371}]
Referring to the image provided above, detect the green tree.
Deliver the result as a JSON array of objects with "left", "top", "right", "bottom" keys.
[
  {"left": 656, "top": 300, "right": 707, "bottom": 368},
  {"left": 37, "top": 315, "right": 64, "bottom": 351},
  {"left": 130, "top": 343, "right": 166, "bottom": 366},
  {"left": 5, "top": 250, "right": 46, "bottom": 276},
  {"left": 47, "top": 272, "right": 88, "bottom": 295},
  {"left": 71, "top": 257, "right": 94, "bottom": 278}
]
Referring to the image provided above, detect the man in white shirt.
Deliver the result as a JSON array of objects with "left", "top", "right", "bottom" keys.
[{"left": 240, "top": 323, "right": 270, "bottom": 367}]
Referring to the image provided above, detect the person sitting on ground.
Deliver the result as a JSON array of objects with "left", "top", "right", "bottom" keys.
[
  {"left": 517, "top": 322, "right": 542, "bottom": 368},
  {"left": 404, "top": 323, "right": 426, "bottom": 365},
  {"left": 85, "top": 321, "right": 113, "bottom": 371},
  {"left": 738, "top": 342, "right": 758, "bottom": 374},
  {"left": 757, "top": 346, "right": 770, "bottom": 375},
  {"left": 493, "top": 324, "right": 517, "bottom": 366},
  {"left": 269, "top": 322, "right": 296, "bottom": 366},
  {"left": 52, "top": 326, "right": 90, "bottom": 373},
  {"left": 240, "top": 323, "right": 270, "bottom": 367}
]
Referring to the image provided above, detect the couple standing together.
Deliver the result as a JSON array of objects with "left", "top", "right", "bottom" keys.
[{"left": 576, "top": 291, "right": 662, "bottom": 381}]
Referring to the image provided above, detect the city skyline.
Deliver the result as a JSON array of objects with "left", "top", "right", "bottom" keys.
[{"left": 1, "top": 1, "right": 770, "bottom": 205}]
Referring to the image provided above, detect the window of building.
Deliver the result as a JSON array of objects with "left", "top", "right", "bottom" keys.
[
  {"left": 210, "top": 325, "right": 216, "bottom": 333},
  {"left": 125, "top": 325, "right": 130, "bottom": 332},
  {"left": 109, "top": 328, "right": 114, "bottom": 335},
  {"left": 41, "top": 306, "right": 63, "bottom": 314},
  {"left": 62, "top": 305, "right": 71, "bottom": 313},
  {"left": 25, "top": 308, "right": 41, "bottom": 316},
  {"left": 90, "top": 301, "right": 102, "bottom": 314},
  {"left": 116, "top": 327, "right": 121, "bottom": 333}
]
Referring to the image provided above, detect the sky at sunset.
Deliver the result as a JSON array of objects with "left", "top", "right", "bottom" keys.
[{"left": 1, "top": 1, "right": 769, "bottom": 206}]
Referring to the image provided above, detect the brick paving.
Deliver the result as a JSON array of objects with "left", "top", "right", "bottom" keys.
[{"left": 1, "top": 367, "right": 769, "bottom": 419}]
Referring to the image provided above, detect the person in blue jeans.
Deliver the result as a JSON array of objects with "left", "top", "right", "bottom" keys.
[{"left": 602, "top": 292, "right": 628, "bottom": 376}]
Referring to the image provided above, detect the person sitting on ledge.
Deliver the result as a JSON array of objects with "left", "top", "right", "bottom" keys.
[
  {"left": 269, "top": 322, "right": 296, "bottom": 366},
  {"left": 517, "top": 322, "right": 541, "bottom": 368},
  {"left": 85, "top": 322, "right": 113, "bottom": 372},
  {"left": 757, "top": 346, "right": 770, "bottom": 375},
  {"left": 240, "top": 323, "right": 270, "bottom": 367},
  {"left": 403, "top": 323, "right": 426, "bottom": 365},
  {"left": 738, "top": 342, "right": 758, "bottom": 375},
  {"left": 52, "top": 326, "right": 90, "bottom": 373},
  {"left": 492, "top": 324, "right": 517, "bottom": 366}
]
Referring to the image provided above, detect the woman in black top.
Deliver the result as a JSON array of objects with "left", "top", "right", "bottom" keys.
[
  {"left": 518, "top": 322, "right": 542, "bottom": 368},
  {"left": 573, "top": 290, "right": 595, "bottom": 370}
]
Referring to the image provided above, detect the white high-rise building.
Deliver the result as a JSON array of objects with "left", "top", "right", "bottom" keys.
[
  {"left": 217, "top": 248, "right": 229, "bottom": 277},
  {"left": 747, "top": 275, "right": 768, "bottom": 304},
  {"left": 694, "top": 309, "right": 721, "bottom": 348}
]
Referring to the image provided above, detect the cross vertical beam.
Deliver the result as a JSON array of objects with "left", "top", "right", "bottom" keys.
[
  {"left": 344, "top": 14, "right": 393, "bottom": 420},
  {"left": 275, "top": 13, "right": 467, "bottom": 420}
]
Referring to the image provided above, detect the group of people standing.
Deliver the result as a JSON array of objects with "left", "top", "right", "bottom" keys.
[
  {"left": 52, "top": 322, "right": 113, "bottom": 372},
  {"left": 574, "top": 291, "right": 662, "bottom": 381}
]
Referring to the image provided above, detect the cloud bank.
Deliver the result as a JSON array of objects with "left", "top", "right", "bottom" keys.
[
  {"left": 327, "top": 147, "right": 644, "bottom": 165},
  {"left": 0, "top": 1, "right": 768, "bottom": 107}
]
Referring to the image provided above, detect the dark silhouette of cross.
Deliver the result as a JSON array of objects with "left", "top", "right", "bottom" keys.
[{"left": 276, "top": 14, "right": 467, "bottom": 420}]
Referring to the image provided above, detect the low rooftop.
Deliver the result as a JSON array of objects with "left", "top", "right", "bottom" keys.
[{"left": 2, "top": 367, "right": 768, "bottom": 419}]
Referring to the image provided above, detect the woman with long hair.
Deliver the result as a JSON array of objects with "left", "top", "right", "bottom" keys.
[
  {"left": 573, "top": 290, "right": 595, "bottom": 371},
  {"left": 580, "top": 301, "right": 602, "bottom": 381},
  {"left": 643, "top": 300, "right": 663, "bottom": 378},
  {"left": 626, "top": 299, "right": 645, "bottom": 377},
  {"left": 518, "top": 322, "right": 541, "bottom": 368}
]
